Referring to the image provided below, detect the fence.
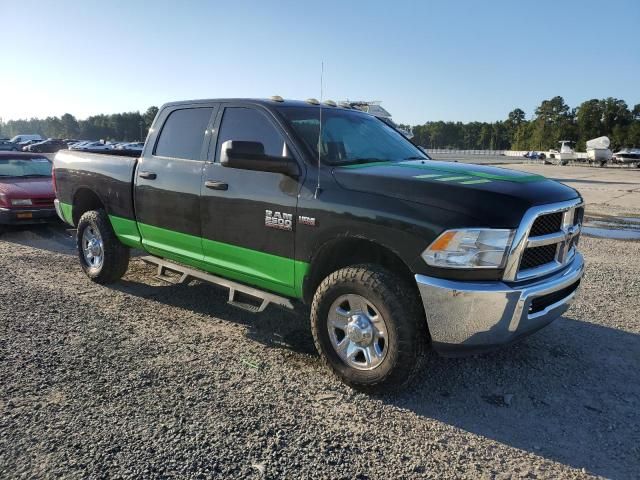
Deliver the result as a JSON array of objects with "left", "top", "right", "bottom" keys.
[{"left": 423, "top": 148, "right": 528, "bottom": 157}]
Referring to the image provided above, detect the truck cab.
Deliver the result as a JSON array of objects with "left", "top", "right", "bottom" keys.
[{"left": 53, "top": 98, "right": 584, "bottom": 392}]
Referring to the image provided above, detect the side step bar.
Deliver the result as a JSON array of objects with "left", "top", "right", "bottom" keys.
[{"left": 139, "top": 256, "right": 295, "bottom": 313}]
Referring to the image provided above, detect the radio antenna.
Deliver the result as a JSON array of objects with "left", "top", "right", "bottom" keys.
[{"left": 314, "top": 61, "right": 323, "bottom": 199}]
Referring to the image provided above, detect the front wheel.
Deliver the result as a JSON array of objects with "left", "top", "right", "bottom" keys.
[
  {"left": 311, "top": 264, "right": 427, "bottom": 393},
  {"left": 76, "top": 209, "right": 130, "bottom": 284}
]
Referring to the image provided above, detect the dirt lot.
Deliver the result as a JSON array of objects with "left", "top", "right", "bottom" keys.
[{"left": 1, "top": 165, "right": 639, "bottom": 479}]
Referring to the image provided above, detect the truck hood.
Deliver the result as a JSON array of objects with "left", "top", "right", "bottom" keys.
[
  {"left": 0, "top": 177, "right": 55, "bottom": 199},
  {"left": 332, "top": 160, "right": 580, "bottom": 227}
]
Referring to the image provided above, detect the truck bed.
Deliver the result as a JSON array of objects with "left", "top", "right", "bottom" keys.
[
  {"left": 71, "top": 148, "right": 140, "bottom": 158},
  {"left": 54, "top": 150, "right": 139, "bottom": 223}
]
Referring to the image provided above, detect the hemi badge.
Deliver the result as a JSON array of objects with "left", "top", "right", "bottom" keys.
[{"left": 298, "top": 215, "right": 316, "bottom": 227}]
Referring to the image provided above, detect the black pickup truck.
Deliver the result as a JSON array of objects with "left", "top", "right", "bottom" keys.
[{"left": 53, "top": 98, "right": 584, "bottom": 391}]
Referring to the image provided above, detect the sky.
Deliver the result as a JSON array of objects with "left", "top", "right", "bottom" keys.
[{"left": 1, "top": 0, "right": 639, "bottom": 125}]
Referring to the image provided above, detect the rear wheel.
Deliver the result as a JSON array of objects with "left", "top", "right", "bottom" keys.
[
  {"left": 311, "top": 264, "right": 426, "bottom": 393},
  {"left": 76, "top": 209, "right": 129, "bottom": 284}
]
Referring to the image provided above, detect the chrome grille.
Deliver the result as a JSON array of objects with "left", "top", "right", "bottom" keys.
[
  {"left": 530, "top": 212, "right": 562, "bottom": 236},
  {"left": 503, "top": 199, "right": 584, "bottom": 282},
  {"left": 574, "top": 206, "right": 584, "bottom": 226},
  {"left": 520, "top": 244, "right": 558, "bottom": 269}
]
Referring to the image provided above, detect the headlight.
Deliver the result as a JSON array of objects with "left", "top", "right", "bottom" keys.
[
  {"left": 11, "top": 199, "right": 33, "bottom": 206},
  {"left": 422, "top": 229, "right": 515, "bottom": 269}
]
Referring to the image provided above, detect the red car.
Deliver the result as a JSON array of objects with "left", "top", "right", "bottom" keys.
[{"left": 0, "top": 152, "right": 57, "bottom": 233}]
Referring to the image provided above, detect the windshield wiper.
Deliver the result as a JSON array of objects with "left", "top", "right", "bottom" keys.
[
  {"left": 404, "top": 156, "right": 428, "bottom": 160},
  {"left": 21, "top": 174, "right": 50, "bottom": 178}
]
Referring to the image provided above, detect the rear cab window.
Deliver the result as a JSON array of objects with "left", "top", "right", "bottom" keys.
[{"left": 154, "top": 107, "right": 214, "bottom": 160}]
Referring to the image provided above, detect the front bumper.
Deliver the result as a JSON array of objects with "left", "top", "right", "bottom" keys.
[
  {"left": 416, "top": 252, "right": 584, "bottom": 356},
  {"left": 0, "top": 206, "right": 57, "bottom": 225}
]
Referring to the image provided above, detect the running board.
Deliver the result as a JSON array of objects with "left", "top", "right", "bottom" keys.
[{"left": 140, "top": 256, "right": 295, "bottom": 313}]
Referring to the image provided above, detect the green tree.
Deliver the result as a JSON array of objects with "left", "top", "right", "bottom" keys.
[
  {"left": 625, "top": 121, "right": 640, "bottom": 147},
  {"left": 60, "top": 113, "right": 80, "bottom": 138},
  {"left": 506, "top": 108, "right": 526, "bottom": 131},
  {"left": 530, "top": 96, "right": 575, "bottom": 149},
  {"left": 600, "top": 98, "right": 631, "bottom": 133},
  {"left": 575, "top": 99, "right": 603, "bottom": 150},
  {"left": 143, "top": 106, "right": 159, "bottom": 130}
]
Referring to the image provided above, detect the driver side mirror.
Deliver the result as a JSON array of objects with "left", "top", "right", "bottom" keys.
[{"left": 220, "top": 140, "right": 299, "bottom": 178}]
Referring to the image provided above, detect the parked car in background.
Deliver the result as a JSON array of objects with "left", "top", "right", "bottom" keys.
[
  {"left": 523, "top": 151, "right": 545, "bottom": 160},
  {"left": 0, "top": 152, "right": 57, "bottom": 233},
  {"left": 9, "top": 134, "right": 43, "bottom": 144},
  {"left": 68, "top": 141, "right": 91, "bottom": 150},
  {"left": 74, "top": 141, "right": 112, "bottom": 151},
  {"left": 19, "top": 139, "right": 44, "bottom": 151},
  {"left": 27, "top": 138, "right": 69, "bottom": 153},
  {"left": 116, "top": 142, "right": 144, "bottom": 152},
  {"left": 0, "top": 140, "right": 20, "bottom": 151}
]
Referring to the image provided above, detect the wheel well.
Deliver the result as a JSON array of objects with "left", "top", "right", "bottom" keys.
[
  {"left": 303, "top": 238, "right": 417, "bottom": 304},
  {"left": 72, "top": 189, "right": 105, "bottom": 225}
]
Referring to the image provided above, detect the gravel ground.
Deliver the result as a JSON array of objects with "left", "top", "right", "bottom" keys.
[{"left": 0, "top": 223, "right": 639, "bottom": 479}]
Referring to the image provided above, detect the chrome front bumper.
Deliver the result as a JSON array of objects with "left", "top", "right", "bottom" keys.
[{"left": 416, "top": 252, "right": 584, "bottom": 355}]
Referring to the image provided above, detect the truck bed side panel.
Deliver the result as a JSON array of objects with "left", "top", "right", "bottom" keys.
[{"left": 54, "top": 150, "right": 141, "bottom": 247}]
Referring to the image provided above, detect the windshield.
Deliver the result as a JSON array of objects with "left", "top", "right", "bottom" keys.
[
  {"left": 278, "top": 106, "right": 428, "bottom": 165},
  {"left": 0, "top": 158, "right": 52, "bottom": 177}
]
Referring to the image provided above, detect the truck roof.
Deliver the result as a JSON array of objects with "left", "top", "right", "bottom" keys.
[{"left": 160, "top": 98, "right": 355, "bottom": 111}]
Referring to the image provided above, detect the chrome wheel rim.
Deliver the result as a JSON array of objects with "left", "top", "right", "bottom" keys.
[
  {"left": 327, "top": 294, "right": 389, "bottom": 371},
  {"left": 82, "top": 226, "right": 104, "bottom": 269}
]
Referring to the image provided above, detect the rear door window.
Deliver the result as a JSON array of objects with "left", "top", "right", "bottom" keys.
[{"left": 154, "top": 107, "right": 214, "bottom": 160}]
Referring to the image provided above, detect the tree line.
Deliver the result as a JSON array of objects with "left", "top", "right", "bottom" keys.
[
  {"left": 1, "top": 97, "right": 639, "bottom": 151},
  {"left": 404, "top": 96, "right": 640, "bottom": 152},
  {"left": 0, "top": 107, "right": 159, "bottom": 142}
]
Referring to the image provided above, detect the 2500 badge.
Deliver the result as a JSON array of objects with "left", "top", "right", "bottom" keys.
[{"left": 265, "top": 210, "right": 293, "bottom": 231}]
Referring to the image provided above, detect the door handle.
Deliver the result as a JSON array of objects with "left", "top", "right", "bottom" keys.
[
  {"left": 139, "top": 171, "right": 157, "bottom": 180},
  {"left": 205, "top": 180, "right": 229, "bottom": 191}
]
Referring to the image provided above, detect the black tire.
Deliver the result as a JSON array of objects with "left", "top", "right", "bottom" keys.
[
  {"left": 76, "top": 209, "right": 129, "bottom": 284},
  {"left": 310, "top": 264, "right": 427, "bottom": 393}
]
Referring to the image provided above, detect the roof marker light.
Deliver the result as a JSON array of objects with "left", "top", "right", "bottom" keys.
[
  {"left": 324, "top": 100, "right": 337, "bottom": 107},
  {"left": 270, "top": 95, "right": 284, "bottom": 102},
  {"left": 306, "top": 98, "right": 320, "bottom": 105}
]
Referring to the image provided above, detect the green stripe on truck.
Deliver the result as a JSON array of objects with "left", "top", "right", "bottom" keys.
[
  {"left": 108, "top": 215, "right": 308, "bottom": 299},
  {"left": 59, "top": 201, "right": 73, "bottom": 225},
  {"left": 108, "top": 215, "right": 143, "bottom": 248}
]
